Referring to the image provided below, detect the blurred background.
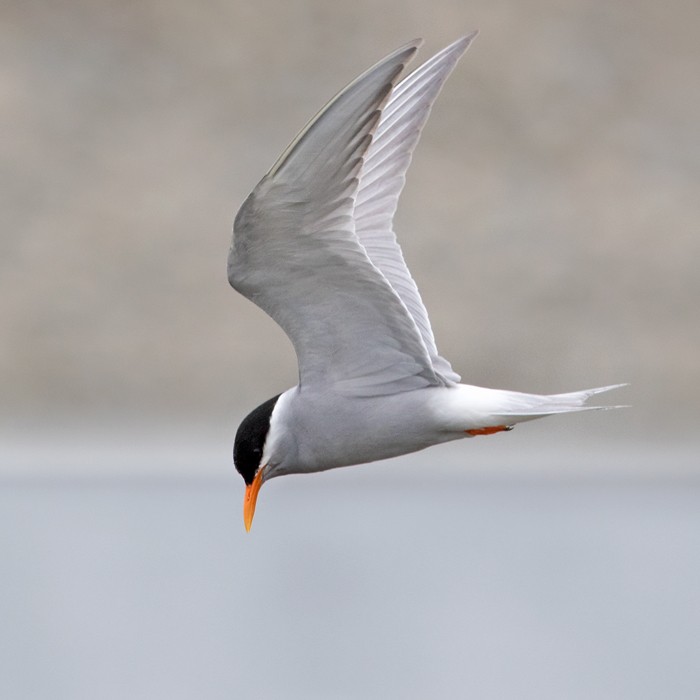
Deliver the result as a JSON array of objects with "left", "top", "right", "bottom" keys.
[{"left": 1, "top": 0, "right": 698, "bottom": 698}]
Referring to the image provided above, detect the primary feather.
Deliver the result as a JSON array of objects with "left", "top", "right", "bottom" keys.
[{"left": 354, "top": 35, "right": 478, "bottom": 384}]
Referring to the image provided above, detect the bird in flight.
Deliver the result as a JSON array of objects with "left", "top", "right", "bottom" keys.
[{"left": 228, "top": 34, "right": 623, "bottom": 531}]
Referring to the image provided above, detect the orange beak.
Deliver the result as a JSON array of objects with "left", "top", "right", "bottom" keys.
[{"left": 243, "top": 468, "right": 264, "bottom": 532}]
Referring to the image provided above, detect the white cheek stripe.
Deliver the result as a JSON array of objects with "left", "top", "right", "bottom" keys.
[{"left": 260, "top": 388, "right": 295, "bottom": 473}]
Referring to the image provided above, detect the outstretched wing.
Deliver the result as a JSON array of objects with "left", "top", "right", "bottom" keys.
[
  {"left": 353, "top": 34, "right": 478, "bottom": 384},
  {"left": 229, "top": 41, "right": 450, "bottom": 397}
]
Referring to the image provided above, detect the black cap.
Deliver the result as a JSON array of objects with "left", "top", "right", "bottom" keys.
[{"left": 233, "top": 394, "right": 281, "bottom": 485}]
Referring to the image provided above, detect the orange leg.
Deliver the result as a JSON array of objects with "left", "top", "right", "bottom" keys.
[{"left": 465, "top": 425, "right": 513, "bottom": 436}]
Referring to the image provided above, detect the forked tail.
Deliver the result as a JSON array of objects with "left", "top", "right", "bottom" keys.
[{"left": 491, "top": 383, "right": 628, "bottom": 424}]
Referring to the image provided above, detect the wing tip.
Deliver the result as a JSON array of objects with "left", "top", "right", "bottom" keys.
[
  {"left": 387, "top": 38, "right": 423, "bottom": 66},
  {"left": 444, "top": 31, "right": 479, "bottom": 58}
]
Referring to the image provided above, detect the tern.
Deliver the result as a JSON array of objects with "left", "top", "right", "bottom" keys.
[{"left": 228, "top": 34, "right": 624, "bottom": 531}]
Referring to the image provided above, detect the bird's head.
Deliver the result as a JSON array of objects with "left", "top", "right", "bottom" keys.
[{"left": 233, "top": 394, "right": 281, "bottom": 532}]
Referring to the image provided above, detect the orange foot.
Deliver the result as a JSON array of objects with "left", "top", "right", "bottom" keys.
[{"left": 466, "top": 425, "right": 513, "bottom": 436}]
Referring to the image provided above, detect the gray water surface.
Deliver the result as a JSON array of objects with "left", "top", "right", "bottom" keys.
[{"left": 2, "top": 474, "right": 699, "bottom": 700}]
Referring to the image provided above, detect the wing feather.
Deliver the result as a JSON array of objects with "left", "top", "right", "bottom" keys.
[
  {"left": 229, "top": 41, "right": 448, "bottom": 397},
  {"left": 353, "top": 34, "right": 478, "bottom": 383}
]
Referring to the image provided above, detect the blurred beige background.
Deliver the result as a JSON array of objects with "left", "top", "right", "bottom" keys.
[{"left": 1, "top": 0, "right": 698, "bottom": 466}]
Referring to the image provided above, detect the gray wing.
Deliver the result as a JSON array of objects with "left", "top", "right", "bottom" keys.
[
  {"left": 229, "top": 41, "right": 449, "bottom": 397},
  {"left": 353, "top": 34, "right": 478, "bottom": 385}
]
